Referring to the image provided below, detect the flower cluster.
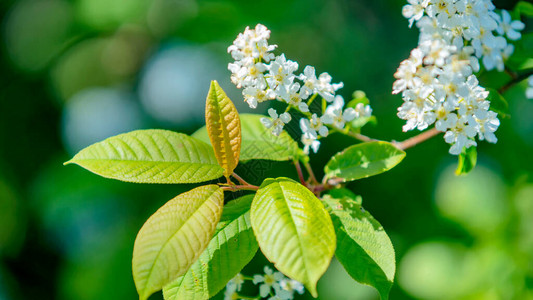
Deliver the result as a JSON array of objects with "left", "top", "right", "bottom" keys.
[
  {"left": 224, "top": 266, "right": 305, "bottom": 300},
  {"left": 228, "top": 24, "right": 373, "bottom": 154},
  {"left": 395, "top": 0, "right": 524, "bottom": 155}
]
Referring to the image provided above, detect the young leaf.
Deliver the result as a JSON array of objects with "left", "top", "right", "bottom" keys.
[
  {"left": 455, "top": 146, "right": 477, "bottom": 176},
  {"left": 323, "top": 191, "right": 395, "bottom": 300},
  {"left": 486, "top": 88, "right": 509, "bottom": 117},
  {"left": 250, "top": 178, "right": 336, "bottom": 297},
  {"left": 64, "top": 130, "right": 224, "bottom": 184},
  {"left": 515, "top": 1, "right": 533, "bottom": 17},
  {"left": 132, "top": 185, "right": 224, "bottom": 300},
  {"left": 163, "top": 195, "right": 258, "bottom": 299},
  {"left": 205, "top": 80, "right": 241, "bottom": 179},
  {"left": 193, "top": 114, "right": 301, "bottom": 162},
  {"left": 324, "top": 141, "right": 405, "bottom": 182}
]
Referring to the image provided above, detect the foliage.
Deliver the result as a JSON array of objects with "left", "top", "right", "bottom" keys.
[{"left": 68, "top": 81, "right": 403, "bottom": 299}]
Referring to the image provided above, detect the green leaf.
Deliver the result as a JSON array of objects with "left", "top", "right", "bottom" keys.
[
  {"left": 455, "top": 146, "right": 477, "bottom": 176},
  {"left": 132, "top": 185, "right": 224, "bottom": 300},
  {"left": 323, "top": 190, "right": 395, "bottom": 300},
  {"left": 65, "top": 130, "right": 224, "bottom": 184},
  {"left": 193, "top": 114, "right": 301, "bottom": 162},
  {"left": 251, "top": 178, "right": 336, "bottom": 297},
  {"left": 515, "top": 1, "right": 533, "bottom": 17},
  {"left": 486, "top": 88, "right": 509, "bottom": 117},
  {"left": 163, "top": 195, "right": 258, "bottom": 300},
  {"left": 205, "top": 81, "right": 241, "bottom": 179},
  {"left": 506, "top": 33, "right": 533, "bottom": 71},
  {"left": 324, "top": 141, "right": 405, "bottom": 182}
]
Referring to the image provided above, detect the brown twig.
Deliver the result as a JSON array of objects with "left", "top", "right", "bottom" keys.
[
  {"left": 393, "top": 127, "right": 441, "bottom": 151},
  {"left": 303, "top": 162, "right": 319, "bottom": 185},
  {"left": 344, "top": 130, "right": 377, "bottom": 143},
  {"left": 221, "top": 185, "right": 259, "bottom": 192},
  {"left": 499, "top": 69, "right": 533, "bottom": 95},
  {"left": 231, "top": 172, "right": 251, "bottom": 186},
  {"left": 293, "top": 160, "right": 306, "bottom": 186}
]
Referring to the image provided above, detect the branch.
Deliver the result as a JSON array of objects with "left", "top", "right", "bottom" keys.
[
  {"left": 221, "top": 184, "right": 259, "bottom": 192},
  {"left": 303, "top": 161, "right": 319, "bottom": 185},
  {"left": 293, "top": 160, "right": 306, "bottom": 186},
  {"left": 231, "top": 172, "right": 251, "bottom": 186},
  {"left": 344, "top": 131, "right": 377, "bottom": 143},
  {"left": 393, "top": 127, "right": 441, "bottom": 151},
  {"left": 499, "top": 69, "right": 533, "bottom": 94}
]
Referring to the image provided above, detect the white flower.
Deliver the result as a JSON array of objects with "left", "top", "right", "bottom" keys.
[
  {"left": 301, "top": 133, "right": 321, "bottom": 154},
  {"left": 475, "top": 110, "right": 499, "bottom": 143},
  {"left": 497, "top": 9, "right": 525, "bottom": 41},
  {"left": 354, "top": 102, "right": 373, "bottom": 118},
  {"left": 322, "top": 95, "right": 357, "bottom": 129},
  {"left": 281, "top": 82, "right": 309, "bottom": 112},
  {"left": 243, "top": 85, "right": 276, "bottom": 109},
  {"left": 224, "top": 282, "right": 240, "bottom": 300},
  {"left": 393, "top": 55, "right": 422, "bottom": 94},
  {"left": 261, "top": 108, "right": 291, "bottom": 136},
  {"left": 527, "top": 75, "right": 533, "bottom": 99},
  {"left": 299, "top": 66, "right": 342, "bottom": 102},
  {"left": 267, "top": 54, "right": 299, "bottom": 94},
  {"left": 443, "top": 116, "right": 477, "bottom": 155},
  {"left": 227, "top": 273, "right": 245, "bottom": 292},
  {"left": 253, "top": 266, "right": 284, "bottom": 298},
  {"left": 434, "top": 102, "right": 457, "bottom": 132},
  {"left": 229, "top": 62, "right": 268, "bottom": 89},
  {"left": 300, "top": 113, "right": 329, "bottom": 138},
  {"left": 402, "top": 0, "right": 429, "bottom": 27},
  {"left": 280, "top": 278, "right": 305, "bottom": 295},
  {"left": 228, "top": 24, "right": 276, "bottom": 65}
]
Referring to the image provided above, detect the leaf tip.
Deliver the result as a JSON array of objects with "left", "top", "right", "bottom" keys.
[
  {"left": 63, "top": 159, "right": 75, "bottom": 166},
  {"left": 306, "top": 282, "right": 318, "bottom": 298}
]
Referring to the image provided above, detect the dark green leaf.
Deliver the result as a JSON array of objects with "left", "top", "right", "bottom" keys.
[
  {"left": 487, "top": 88, "right": 509, "bottom": 117},
  {"left": 323, "top": 191, "right": 395, "bottom": 300},
  {"left": 324, "top": 142, "right": 405, "bottom": 182}
]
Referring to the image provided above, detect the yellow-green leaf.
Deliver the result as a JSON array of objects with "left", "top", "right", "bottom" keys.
[
  {"left": 205, "top": 81, "right": 241, "bottom": 179},
  {"left": 65, "top": 130, "right": 224, "bottom": 184},
  {"left": 132, "top": 185, "right": 224, "bottom": 300},
  {"left": 193, "top": 114, "right": 301, "bottom": 162},
  {"left": 163, "top": 195, "right": 257, "bottom": 299},
  {"left": 251, "top": 178, "right": 336, "bottom": 297},
  {"left": 455, "top": 146, "right": 477, "bottom": 175}
]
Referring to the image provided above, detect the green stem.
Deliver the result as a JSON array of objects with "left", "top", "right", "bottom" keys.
[
  {"left": 306, "top": 93, "right": 318, "bottom": 107},
  {"left": 241, "top": 275, "right": 254, "bottom": 281},
  {"left": 235, "top": 293, "right": 260, "bottom": 300}
]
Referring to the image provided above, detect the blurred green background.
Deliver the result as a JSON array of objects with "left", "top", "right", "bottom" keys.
[{"left": 0, "top": 0, "right": 532, "bottom": 299}]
